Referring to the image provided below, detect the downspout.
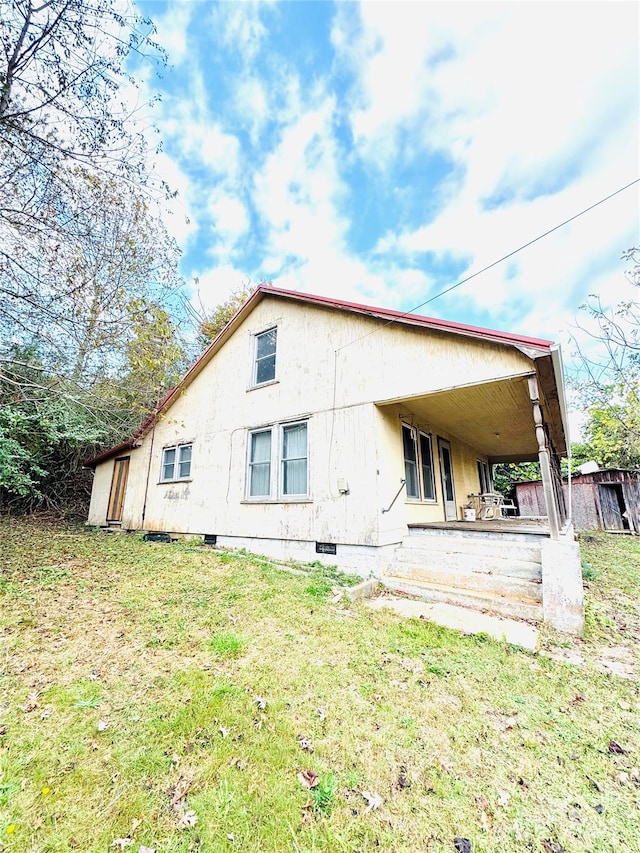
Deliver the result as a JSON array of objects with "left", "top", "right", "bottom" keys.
[
  {"left": 140, "top": 417, "right": 157, "bottom": 531},
  {"left": 566, "top": 441, "right": 573, "bottom": 528}
]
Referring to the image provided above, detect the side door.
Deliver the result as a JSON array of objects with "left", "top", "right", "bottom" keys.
[
  {"left": 107, "top": 456, "right": 130, "bottom": 523},
  {"left": 438, "top": 438, "right": 457, "bottom": 521}
]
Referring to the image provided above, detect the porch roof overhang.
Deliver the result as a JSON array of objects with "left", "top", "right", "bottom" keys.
[{"left": 375, "top": 366, "right": 566, "bottom": 465}]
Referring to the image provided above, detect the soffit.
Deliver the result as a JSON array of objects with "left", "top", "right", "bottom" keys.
[{"left": 377, "top": 375, "right": 541, "bottom": 462}]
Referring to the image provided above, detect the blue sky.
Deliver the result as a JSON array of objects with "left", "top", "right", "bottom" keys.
[{"left": 135, "top": 0, "right": 639, "bottom": 352}]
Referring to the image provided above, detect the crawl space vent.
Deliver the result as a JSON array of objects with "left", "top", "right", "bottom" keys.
[{"left": 315, "top": 542, "right": 337, "bottom": 555}]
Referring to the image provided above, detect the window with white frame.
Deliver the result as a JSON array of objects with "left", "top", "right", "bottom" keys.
[
  {"left": 477, "top": 459, "right": 492, "bottom": 493},
  {"left": 248, "top": 429, "right": 272, "bottom": 497},
  {"left": 253, "top": 327, "right": 277, "bottom": 385},
  {"left": 246, "top": 421, "right": 308, "bottom": 499},
  {"left": 161, "top": 443, "right": 192, "bottom": 482},
  {"left": 402, "top": 424, "right": 436, "bottom": 501}
]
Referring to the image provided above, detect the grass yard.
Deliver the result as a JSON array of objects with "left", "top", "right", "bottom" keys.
[{"left": 0, "top": 520, "right": 639, "bottom": 853}]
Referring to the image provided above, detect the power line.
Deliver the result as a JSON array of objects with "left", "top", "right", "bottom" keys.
[{"left": 337, "top": 176, "right": 640, "bottom": 352}]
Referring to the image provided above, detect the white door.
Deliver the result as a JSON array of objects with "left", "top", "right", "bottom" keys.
[{"left": 438, "top": 439, "right": 457, "bottom": 521}]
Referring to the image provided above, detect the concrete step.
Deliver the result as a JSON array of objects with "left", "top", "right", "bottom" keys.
[
  {"left": 407, "top": 525, "right": 547, "bottom": 545},
  {"left": 400, "top": 534, "right": 542, "bottom": 565},
  {"left": 380, "top": 576, "right": 543, "bottom": 623},
  {"left": 386, "top": 561, "right": 542, "bottom": 602},
  {"left": 393, "top": 544, "right": 541, "bottom": 582}
]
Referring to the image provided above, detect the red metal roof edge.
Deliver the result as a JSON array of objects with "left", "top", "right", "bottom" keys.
[
  {"left": 82, "top": 288, "right": 265, "bottom": 469},
  {"left": 260, "top": 285, "right": 554, "bottom": 349},
  {"left": 84, "top": 439, "right": 138, "bottom": 469},
  {"left": 85, "top": 285, "right": 554, "bottom": 468}
]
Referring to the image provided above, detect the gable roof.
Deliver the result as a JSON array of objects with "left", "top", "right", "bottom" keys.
[{"left": 85, "top": 284, "right": 557, "bottom": 468}]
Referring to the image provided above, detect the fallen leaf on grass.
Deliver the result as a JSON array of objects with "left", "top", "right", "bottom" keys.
[
  {"left": 20, "top": 692, "right": 39, "bottom": 712},
  {"left": 587, "top": 775, "right": 604, "bottom": 792},
  {"left": 253, "top": 696, "right": 267, "bottom": 710},
  {"left": 298, "top": 770, "right": 319, "bottom": 789},
  {"left": 615, "top": 771, "right": 630, "bottom": 785},
  {"left": 361, "top": 791, "right": 383, "bottom": 813},
  {"left": 542, "top": 842, "right": 566, "bottom": 853},
  {"left": 229, "top": 756, "right": 248, "bottom": 771},
  {"left": 138, "top": 847, "right": 156, "bottom": 853},
  {"left": 178, "top": 810, "right": 197, "bottom": 829},
  {"left": 219, "top": 726, "right": 230, "bottom": 738},
  {"left": 453, "top": 839, "right": 472, "bottom": 853},
  {"left": 497, "top": 790, "right": 511, "bottom": 807},
  {"left": 608, "top": 740, "right": 627, "bottom": 754},
  {"left": 316, "top": 707, "right": 326, "bottom": 723},
  {"left": 171, "top": 774, "right": 195, "bottom": 805},
  {"left": 475, "top": 796, "right": 492, "bottom": 831},
  {"left": 297, "top": 736, "right": 314, "bottom": 752},
  {"left": 97, "top": 719, "right": 110, "bottom": 732},
  {"left": 396, "top": 767, "right": 411, "bottom": 789}
]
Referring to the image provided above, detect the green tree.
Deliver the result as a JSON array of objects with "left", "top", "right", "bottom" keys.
[
  {"left": 492, "top": 462, "right": 541, "bottom": 501},
  {"left": 571, "top": 247, "right": 640, "bottom": 469},
  {"left": 0, "top": 2, "right": 188, "bottom": 513},
  {"left": 578, "top": 396, "right": 640, "bottom": 469},
  {"left": 196, "top": 284, "right": 257, "bottom": 347},
  {"left": 0, "top": 348, "right": 109, "bottom": 512}
]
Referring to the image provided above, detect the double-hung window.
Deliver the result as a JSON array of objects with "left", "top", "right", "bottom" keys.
[
  {"left": 247, "top": 421, "right": 308, "bottom": 499},
  {"left": 248, "top": 430, "right": 272, "bottom": 497},
  {"left": 477, "top": 459, "right": 492, "bottom": 493},
  {"left": 253, "top": 327, "right": 277, "bottom": 385},
  {"left": 402, "top": 425, "right": 435, "bottom": 501},
  {"left": 161, "top": 443, "right": 192, "bottom": 482}
]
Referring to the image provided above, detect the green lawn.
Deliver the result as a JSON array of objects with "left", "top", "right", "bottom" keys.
[{"left": 0, "top": 520, "right": 638, "bottom": 852}]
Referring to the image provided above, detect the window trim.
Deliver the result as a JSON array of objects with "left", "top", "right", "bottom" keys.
[
  {"left": 419, "top": 431, "right": 436, "bottom": 501},
  {"left": 247, "top": 428, "right": 273, "bottom": 498},
  {"left": 160, "top": 443, "right": 193, "bottom": 483},
  {"left": 252, "top": 326, "right": 277, "bottom": 387},
  {"left": 477, "top": 459, "right": 492, "bottom": 494},
  {"left": 245, "top": 419, "right": 309, "bottom": 501},
  {"left": 402, "top": 424, "right": 437, "bottom": 503}
]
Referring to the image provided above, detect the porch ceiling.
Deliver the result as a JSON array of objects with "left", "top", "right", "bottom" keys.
[{"left": 377, "top": 375, "right": 541, "bottom": 463}]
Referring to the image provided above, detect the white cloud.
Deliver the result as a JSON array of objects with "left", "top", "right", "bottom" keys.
[
  {"left": 150, "top": 1, "right": 194, "bottom": 67},
  {"left": 331, "top": 2, "right": 639, "bottom": 340},
  {"left": 138, "top": 0, "right": 638, "bottom": 364},
  {"left": 209, "top": 1, "right": 272, "bottom": 64},
  {"left": 207, "top": 194, "right": 250, "bottom": 245},
  {"left": 190, "top": 264, "right": 254, "bottom": 314}
]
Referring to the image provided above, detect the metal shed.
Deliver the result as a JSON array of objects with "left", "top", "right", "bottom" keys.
[{"left": 515, "top": 469, "right": 640, "bottom": 532}]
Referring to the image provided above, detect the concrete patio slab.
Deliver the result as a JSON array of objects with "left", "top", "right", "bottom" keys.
[{"left": 365, "top": 594, "right": 539, "bottom": 650}]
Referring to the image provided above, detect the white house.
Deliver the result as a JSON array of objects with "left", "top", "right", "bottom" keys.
[{"left": 86, "top": 285, "right": 583, "bottom": 634}]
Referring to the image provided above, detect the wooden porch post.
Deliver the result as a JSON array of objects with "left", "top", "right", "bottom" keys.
[{"left": 528, "top": 376, "right": 560, "bottom": 540}]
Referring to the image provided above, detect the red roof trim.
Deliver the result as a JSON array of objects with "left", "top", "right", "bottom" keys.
[
  {"left": 85, "top": 285, "right": 553, "bottom": 467},
  {"left": 260, "top": 285, "right": 554, "bottom": 349},
  {"left": 84, "top": 439, "right": 138, "bottom": 469}
]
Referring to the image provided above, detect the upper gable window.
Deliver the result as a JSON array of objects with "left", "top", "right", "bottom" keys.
[{"left": 254, "top": 327, "right": 277, "bottom": 385}]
